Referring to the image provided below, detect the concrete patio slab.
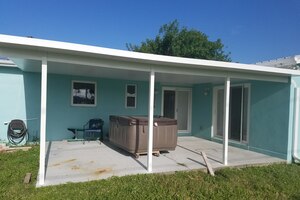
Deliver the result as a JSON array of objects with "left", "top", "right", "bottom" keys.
[{"left": 39, "top": 136, "right": 284, "bottom": 186}]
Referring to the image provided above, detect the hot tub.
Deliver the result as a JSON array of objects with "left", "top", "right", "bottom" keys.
[{"left": 109, "top": 115, "right": 177, "bottom": 156}]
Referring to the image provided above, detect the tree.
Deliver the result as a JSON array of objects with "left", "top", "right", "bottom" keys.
[{"left": 127, "top": 20, "right": 231, "bottom": 62}]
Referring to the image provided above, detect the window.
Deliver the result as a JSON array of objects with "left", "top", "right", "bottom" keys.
[
  {"left": 71, "top": 81, "right": 96, "bottom": 106},
  {"left": 125, "top": 84, "right": 137, "bottom": 108}
]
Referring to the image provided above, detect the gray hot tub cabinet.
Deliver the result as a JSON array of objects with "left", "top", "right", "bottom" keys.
[{"left": 109, "top": 115, "right": 178, "bottom": 156}]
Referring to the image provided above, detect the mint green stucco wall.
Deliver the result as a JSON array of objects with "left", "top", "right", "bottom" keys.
[
  {"left": 0, "top": 68, "right": 162, "bottom": 141},
  {"left": 192, "top": 80, "right": 291, "bottom": 159},
  {"left": 248, "top": 81, "right": 290, "bottom": 159},
  {"left": 192, "top": 83, "right": 213, "bottom": 139},
  {"left": 0, "top": 67, "right": 294, "bottom": 160},
  {"left": 0, "top": 67, "right": 41, "bottom": 142},
  {"left": 46, "top": 74, "right": 162, "bottom": 140}
]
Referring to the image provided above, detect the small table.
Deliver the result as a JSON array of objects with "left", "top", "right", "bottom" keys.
[{"left": 67, "top": 128, "right": 84, "bottom": 139}]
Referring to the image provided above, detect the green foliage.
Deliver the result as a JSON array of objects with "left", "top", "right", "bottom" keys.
[
  {"left": 1, "top": 147, "right": 300, "bottom": 199},
  {"left": 0, "top": 146, "right": 39, "bottom": 199},
  {"left": 127, "top": 20, "right": 231, "bottom": 62}
]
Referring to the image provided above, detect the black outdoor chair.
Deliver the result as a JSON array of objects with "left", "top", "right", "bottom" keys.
[
  {"left": 83, "top": 118, "right": 104, "bottom": 142},
  {"left": 7, "top": 119, "right": 28, "bottom": 145}
]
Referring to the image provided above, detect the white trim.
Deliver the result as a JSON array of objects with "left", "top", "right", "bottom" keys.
[
  {"left": 161, "top": 87, "right": 192, "bottom": 133},
  {"left": 0, "top": 46, "right": 290, "bottom": 83},
  {"left": 245, "top": 84, "right": 251, "bottom": 143},
  {"left": 39, "top": 57, "right": 47, "bottom": 186},
  {"left": 212, "top": 86, "right": 225, "bottom": 138},
  {"left": 293, "top": 88, "right": 300, "bottom": 161},
  {"left": 147, "top": 70, "right": 155, "bottom": 172},
  {"left": 188, "top": 90, "right": 193, "bottom": 134},
  {"left": 1, "top": 34, "right": 300, "bottom": 77},
  {"left": 211, "top": 87, "right": 217, "bottom": 138},
  {"left": 71, "top": 80, "right": 97, "bottom": 107},
  {"left": 223, "top": 77, "right": 230, "bottom": 166},
  {"left": 125, "top": 84, "right": 137, "bottom": 109},
  {"left": 240, "top": 86, "right": 244, "bottom": 142}
]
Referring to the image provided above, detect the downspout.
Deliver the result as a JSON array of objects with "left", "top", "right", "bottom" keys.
[{"left": 291, "top": 79, "right": 300, "bottom": 162}]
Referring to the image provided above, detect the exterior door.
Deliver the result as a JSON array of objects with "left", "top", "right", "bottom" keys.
[
  {"left": 213, "top": 85, "right": 250, "bottom": 143},
  {"left": 163, "top": 90, "right": 176, "bottom": 119},
  {"left": 162, "top": 87, "right": 191, "bottom": 133},
  {"left": 176, "top": 91, "right": 189, "bottom": 131}
]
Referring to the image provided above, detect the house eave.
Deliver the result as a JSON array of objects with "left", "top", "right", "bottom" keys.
[{"left": 0, "top": 34, "right": 299, "bottom": 81}]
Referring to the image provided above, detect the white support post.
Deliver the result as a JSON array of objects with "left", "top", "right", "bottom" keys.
[
  {"left": 293, "top": 88, "right": 300, "bottom": 160},
  {"left": 223, "top": 76, "right": 230, "bottom": 165},
  {"left": 39, "top": 57, "right": 48, "bottom": 185},
  {"left": 147, "top": 70, "right": 155, "bottom": 172}
]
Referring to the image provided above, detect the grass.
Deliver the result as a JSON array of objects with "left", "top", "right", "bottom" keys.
[{"left": 1, "top": 146, "right": 300, "bottom": 199}]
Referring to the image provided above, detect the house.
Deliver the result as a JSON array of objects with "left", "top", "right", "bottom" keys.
[
  {"left": 0, "top": 34, "right": 300, "bottom": 186},
  {"left": 257, "top": 55, "right": 300, "bottom": 70}
]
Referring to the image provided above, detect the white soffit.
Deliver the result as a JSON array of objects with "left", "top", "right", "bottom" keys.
[{"left": 11, "top": 59, "right": 224, "bottom": 84}]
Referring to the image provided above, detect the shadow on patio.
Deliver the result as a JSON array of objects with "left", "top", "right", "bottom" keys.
[{"left": 41, "top": 136, "right": 284, "bottom": 186}]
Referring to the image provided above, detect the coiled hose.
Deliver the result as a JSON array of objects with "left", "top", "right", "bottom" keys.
[{"left": 7, "top": 119, "right": 29, "bottom": 145}]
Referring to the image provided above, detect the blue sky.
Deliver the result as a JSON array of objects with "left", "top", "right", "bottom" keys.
[{"left": 0, "top": 0, "right": 299, "bottom": 63}]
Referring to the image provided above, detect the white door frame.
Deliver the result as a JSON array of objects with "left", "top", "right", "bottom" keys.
[
  {"left": 211, "top": 84, "right": 251, "bottom": 143},
  {"left": 161, "top": 87, "right": 192, "bottom": 133}
]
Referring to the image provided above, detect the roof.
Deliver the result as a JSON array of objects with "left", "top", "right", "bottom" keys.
[
  {"left": 0, "top": 34, "right": 300, "bottom": 84},
  {"left": 0, "top": 56, "right": 16, "bottom": 67},
  {"left": 256, "top": 55, "right": 300, "bottom": 70}
]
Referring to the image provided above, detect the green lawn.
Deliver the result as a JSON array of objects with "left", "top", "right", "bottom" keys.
[{"left": 1, "top": 146, "right": 300, "bottom": 200}]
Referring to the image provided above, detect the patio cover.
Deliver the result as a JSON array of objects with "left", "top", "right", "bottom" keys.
[{"left": 1, "top": 34, "right": 300, "bottom": 186}]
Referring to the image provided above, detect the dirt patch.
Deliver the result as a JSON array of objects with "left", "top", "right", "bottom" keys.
[
  {"left": 89, "top": 161, "right": 94, "bottom": 164},
  {"left": 94, "top": 168, "right": 112, "bottom": 175}
]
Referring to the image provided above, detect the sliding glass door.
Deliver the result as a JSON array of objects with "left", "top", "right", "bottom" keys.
[{"left": 213, "top": 85, "right": 250, "bottom": 143}]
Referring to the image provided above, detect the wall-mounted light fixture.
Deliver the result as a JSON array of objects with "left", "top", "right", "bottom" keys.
[{"left": 204, "top": 88, "right": 210, "bottom": 96}]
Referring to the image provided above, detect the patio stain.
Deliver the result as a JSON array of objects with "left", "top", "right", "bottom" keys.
[
  {"left": 50, "top": 159, "right": 77, "bottom": 167},
  {"left": 63, "top": 159, "right": 77, "bottom": 163},
  {"left": 177, "top": 162, "right": 187, "bottom": 167},
  {"left": 71, "top": 165, "right": 80, "bottom": 170},
  {"left": 94, "top": 168, "right": 112, "bottom": 175}
]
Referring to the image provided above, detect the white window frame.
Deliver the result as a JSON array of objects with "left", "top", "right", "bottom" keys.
[
  {"left": 71, "top": 80, "right": 97, "bottom": 107},
  {"left": 125, "top": 84, "right": 137, "bottom": 108}
]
